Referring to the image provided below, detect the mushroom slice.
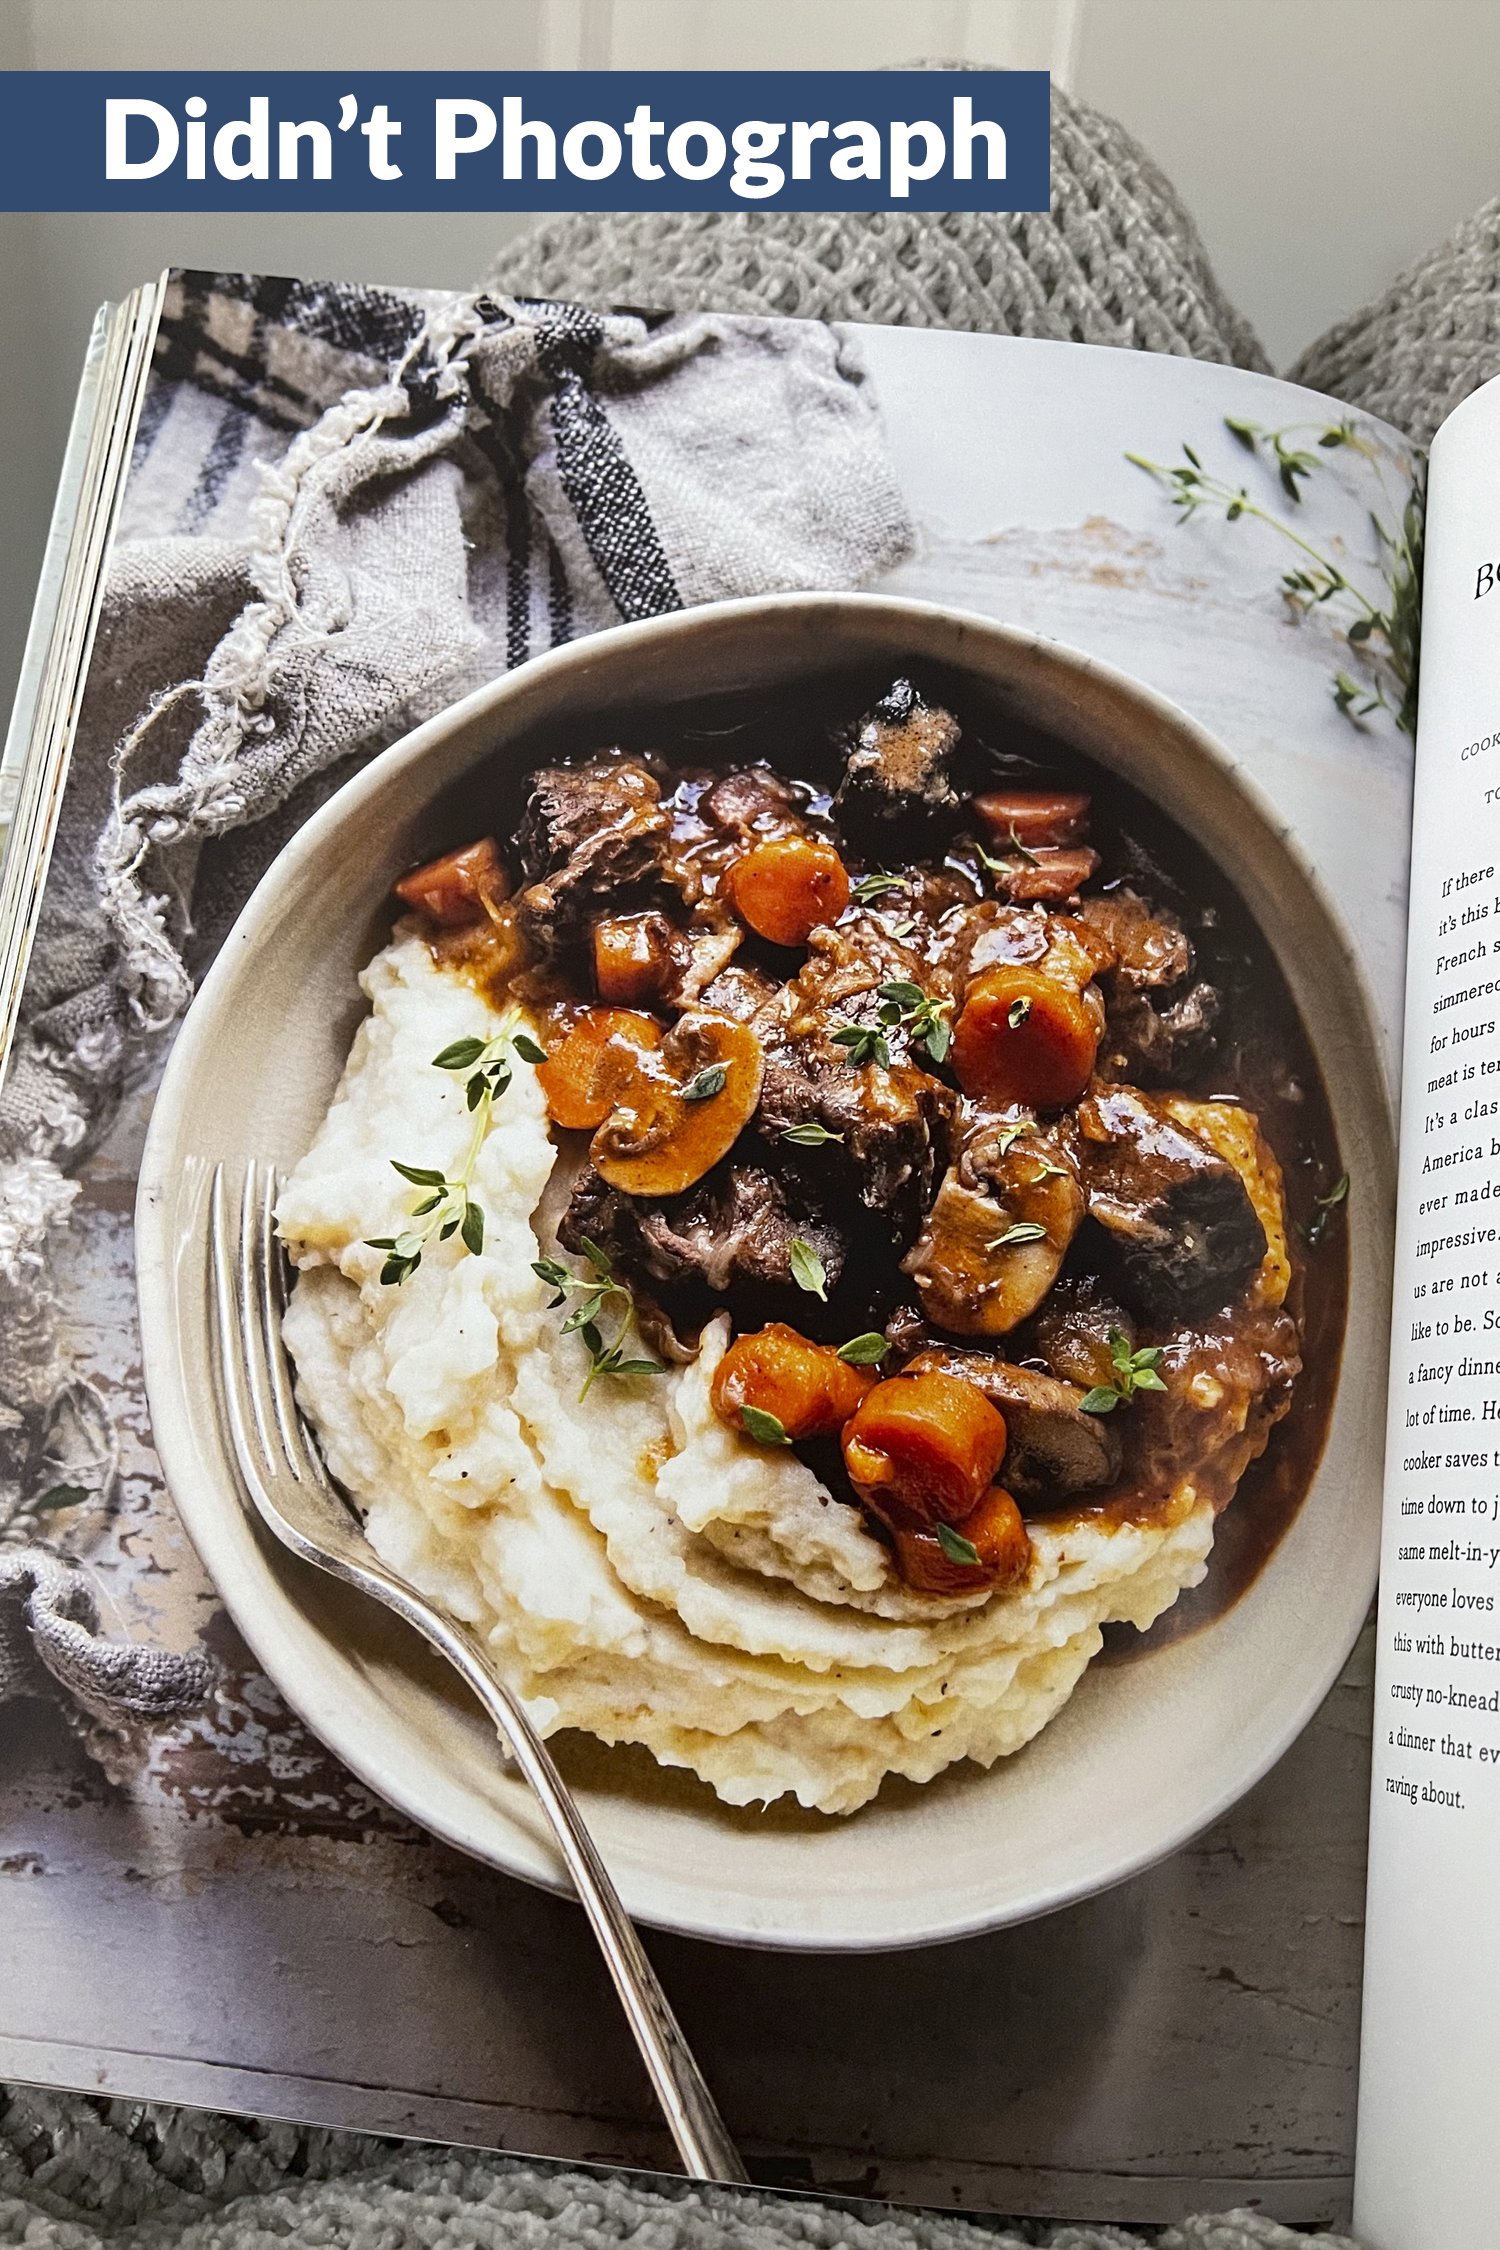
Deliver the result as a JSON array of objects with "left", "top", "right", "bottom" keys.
[
  {"left": 590, "top": 1012, "right": 764, "bottom": 1197},
  {"left": 902, "top": 1114, "right": 1084, "bottom": 1337}
]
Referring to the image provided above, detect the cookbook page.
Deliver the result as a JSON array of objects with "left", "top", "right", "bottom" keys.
[
  {"left": 0, "top": 275, "right": 1418, "bottom": 2227},
  {"left": 1355, "top": 369, "right": 1500, "bottom": 2250}
]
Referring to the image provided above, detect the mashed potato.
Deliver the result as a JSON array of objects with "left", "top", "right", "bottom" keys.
[{"left": 277, "top": 931, "right": 1216, "bottom": 1815}]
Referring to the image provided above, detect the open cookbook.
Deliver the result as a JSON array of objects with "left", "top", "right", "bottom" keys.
[{"left": 0, "top": 266, "right": 1490, "bottom": 2250}]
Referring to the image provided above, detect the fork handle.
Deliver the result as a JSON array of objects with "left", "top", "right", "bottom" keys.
[{"left": 389, "top": 1591, "right": 748, "bottom": 2184}]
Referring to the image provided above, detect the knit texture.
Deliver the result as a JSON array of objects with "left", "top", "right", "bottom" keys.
[
  {"left": 490, "top": 88, "right": 1269, "bottom": 372},
  {"left": 1292, "top": 192, "right": 1500, "bottom": 444},
  {"left": 0, "top": 2084, "right": 1360, "bottom": 2250}
]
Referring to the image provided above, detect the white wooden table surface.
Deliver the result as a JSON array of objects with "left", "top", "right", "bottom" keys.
[{"left": 0, "top": 328, "right": 1413, "bottom": 2229}]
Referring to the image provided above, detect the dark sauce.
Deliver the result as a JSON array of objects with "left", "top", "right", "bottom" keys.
[{"left": 435, "top": 658, "right": 1349, "bottom": 1632}]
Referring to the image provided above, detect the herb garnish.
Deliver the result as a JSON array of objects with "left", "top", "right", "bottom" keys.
[
  {"left": 531, "top": 1239, "right": 665, "bottom": 1399},
  {"left": 977, "top": 825, "right": 1040, "bottom": 876},
  {"left": 992, "top": 1120, "right": 1034, "bottom": 1156},
  {"left": 876, "top": 979, "right": 953, "bottom": 1065},
  {"left": 831, "top": 1022, "right": 893, "bottom": 1069},
  {"left": 1007, "top": 997, "right": 1033, "bottom": 1030},
  {"left": 1304, "top": 1171, "right": 1350, "bottom": 1248},
  {"left": 851, "top": 871, "right": 907, "bottom": 905},
  {"left": 1130, "top": 416, "right": 1422, "bottom": 736},
  {"left": 837, "top": 1332, "right": 889, "bottom": 1366},
  {"left": 741, "top": 1404, "right": 791, "bottom": 1447},
  {"left": 680, "top": 1062, "right": 728, "bottom": 1103},
  {"left": 432, "top": 1024, "right": 547, "bottom": 1112},
  {"left": 989, "top": 1221, "right": 1048, "bottom": 1250},
  {"left": 935, "top": 1521, "right": 981, "bottom": 1566},
  {"left": 1080, "top": 1329, "right": 1169, "bottom": 1415},
  {"left": 788, "top": 1237, "right": 828, "bottom": 1300},
  {"left": 367, "top": 1017, "right": 548, "bottom": 1286},
  {"left": 780, "top": 1122, "right": 844, "bottom": 1148}
]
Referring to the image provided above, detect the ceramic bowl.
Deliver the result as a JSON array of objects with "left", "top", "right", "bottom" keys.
[{"left": 136, "top": 593, "right": 1392, "bottom": 1951}]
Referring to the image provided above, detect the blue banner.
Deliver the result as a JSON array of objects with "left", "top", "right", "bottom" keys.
[{"left": 0, "top": 71, "right": 1050, "bottom": 213}]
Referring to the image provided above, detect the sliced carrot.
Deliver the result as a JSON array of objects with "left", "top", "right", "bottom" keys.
[
  {"left": 394, "top": 838, "right": 509, "bottom": 929},
  {"left": 892, "top": 1485, "right": 1031, "bottom": 1596},
  {"left": 972, "top": 789, "right": 1091, "bottom": 851},
  {"left": 726, "top": 835, "right": 850, "bottom": 948},
  {"left": 988, "top": 845, "right": 1100, "bottom": 905},
  {"left": 536, "top": 1009, "right": 661, "bottom": 1131},
  {"left": 842, "top": 1372, "right": 1007, "bottom": 1531},
  {"left": 711, "top": 1324, "right": 875, "bottom": 1443},
  {"left": 952, "top": 966, "right": 1099, "bottom": 1110}
]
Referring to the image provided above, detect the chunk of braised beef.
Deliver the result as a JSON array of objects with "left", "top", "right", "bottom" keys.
[
  {"left": 756, "top": 1044, "right": 950, "bottom": 1241},
  {"left": 1075, "top": 889, "right": 1221, "bottom": 1084},
  {"left": 749, "top": 917, "right": 954, "bottom": 1237},
  {"left": 1076, "top": 1087, "right": 1266, "bottom": 1320},
  {"left": 559, "top": 1159, "right": 852, "bottom": 1337},
  {"left": 697, "top": 960, "right": 781, "bottom": 1022},
  {"left": 905, "top": 1348, "right": 1123, "bottom": 1506},
  {"left": 701, "top": 765, "right": 805, "bottom": 840},
  {"left": 515, "top": 760, "right": 670, "bottom": 952},
  {"left": 1099, "top": 981, "right": 1222, "bottom": 1084},
  {"left": 832, "top": 678, "right": 963, "bottom": 841},
  {"left": 1075, "top": 889, "right": 1190, "bottom": 988}
]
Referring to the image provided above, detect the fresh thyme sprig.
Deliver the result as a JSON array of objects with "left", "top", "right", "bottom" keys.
[
  {"left": 1080, "top": 1329, "right": 1168, "bottom": 1415},
  {"left": 831, "top": 1022, "right": 892, "bottom": 1069},
  {"left": 531, "top": 1238, "right": 665, "bottom": 1398},
  {"left": 876, "top": 979, "right": 953, "bottom": 1064},
  {"left": 1128, "top": 415, "right": 1422, "bottom": 737},
  {"left": 365, "top": 1161, "right": 486, "bottom": 1287},
  {"left": 432, "top": 1022, "right": 547, "bottom": 1112},
  {"left": 367, "top": 1015, "right": 546, "bottom": 1287}
]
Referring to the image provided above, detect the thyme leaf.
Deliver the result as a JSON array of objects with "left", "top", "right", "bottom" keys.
[
  {"left": 935, "top": 1521, "right": 981, "bottom": 1566},
  {"left": 832, "top": 1022, "right": 893, "bottom": 1069},
  {"left": 989, "top": 1221, "right": 1048, "bottom": 1250},
  {"left": 741, "top": 1404, "right": 791, "bottom": 1447},
  {"left": 837, "top": 1332, "right": 889, "bottom": 1366},
  {"left": 780, "top": 1122, "right": 844, "bottom": 1147},
  {"left": 788, "top": 1237, "right": 828, "bottom": 1300},
  {"left": 1304, "top": 1170, "right": 1351, "bottom": 1248},
  {"left": 851, "top": 871, "right": 907, "bottom": 904},
  {"left": 876, "top": 979, "right": 953, "bottom": 1066},
  {"left": 680, "top": 1062, "right": 728, "bottom": 1103},
  {"left": 1079, "top": 1328, "right": 1168, "bottom": 1414},
  {"left": 530, "top": 1242, "right": 664, "bottom": 1397}
]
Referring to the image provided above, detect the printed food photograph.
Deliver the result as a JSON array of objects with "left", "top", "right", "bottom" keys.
[
  {"left": 137, "top": 591, "right": 1389, "bottom": 1948},
  {"left": 274, "top": 663, "right": 1344, "bottom": 1820}
]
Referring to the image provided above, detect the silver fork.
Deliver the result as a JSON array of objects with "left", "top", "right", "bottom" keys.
[{"left": 206, "top": 1159, "right": 746, "bottom": 2186}]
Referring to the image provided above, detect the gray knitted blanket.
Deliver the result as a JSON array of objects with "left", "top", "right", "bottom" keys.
[{"left": 0, "top": 2084, "right": 1359, "bottom": 2250}]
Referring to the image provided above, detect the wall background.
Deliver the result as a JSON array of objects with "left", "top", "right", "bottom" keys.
[{"left": 1, "top": 0, "right": 1494, "bottom": 702}]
